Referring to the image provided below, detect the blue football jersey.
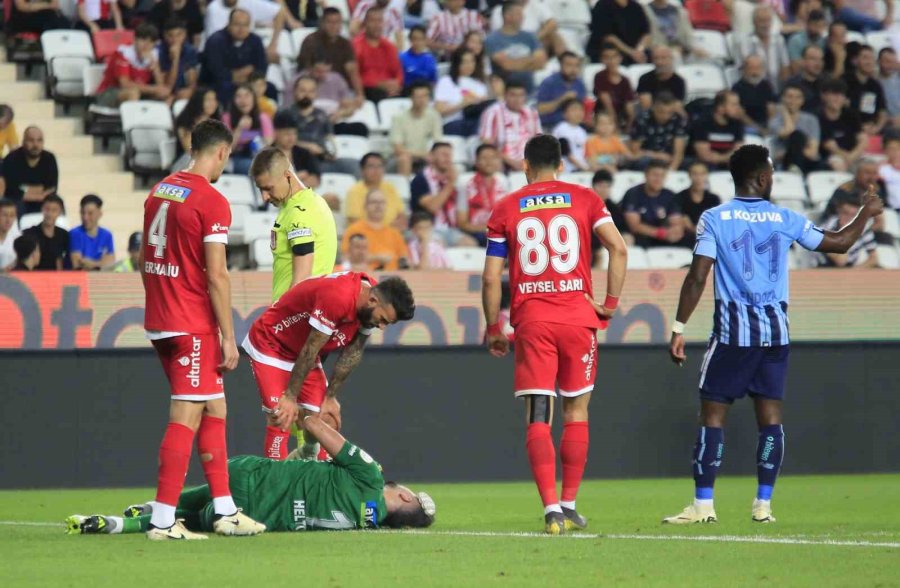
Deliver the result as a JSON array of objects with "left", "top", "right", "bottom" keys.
[{"left": 694, "top": 197, "right": 825, "bottom": 346}]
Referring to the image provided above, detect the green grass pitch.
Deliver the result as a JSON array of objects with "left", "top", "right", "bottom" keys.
[{"left": 2, "top": 475, "right": 898, "bottom": 587}]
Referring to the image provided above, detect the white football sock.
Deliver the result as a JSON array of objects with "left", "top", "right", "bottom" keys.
[
  {"left": 694, "top": 498, "right": 714, "bottom": 508},
  {"left": 107, "top": 516, "right": 124, "bottom": 534},
  {"left": 544, "top": 504, "right": 563, "bottom": 515},
  {"left": 149, "top": 502, "right": 176, "bottom": 529},
  {"left": 213, "top": 496, "right": 238, "bottom": 516},
  {"left": 560, "top": 500, "right": 576, "bottom": 510}
]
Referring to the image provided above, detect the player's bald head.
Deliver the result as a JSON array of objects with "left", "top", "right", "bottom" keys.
[{"left": 250, "top": 146, "right": 292, "bottom": 178}]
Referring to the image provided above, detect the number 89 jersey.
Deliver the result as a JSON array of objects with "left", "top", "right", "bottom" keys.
[
  {"left": 142, "top": 171, "right": 232, "bottom": 334},
  {"left": 486, "top": 180, "right": 612, "bottom": 330}
]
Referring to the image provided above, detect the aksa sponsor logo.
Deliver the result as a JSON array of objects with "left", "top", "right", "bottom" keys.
[
  {"left": 153, "top": 183, "right": 192, "bottom": 202},
  {"left": 519, "top": 193, "right": 571, "bottom": 212},
  {"left": 185, "top": 336, "right": 202, "bottom": 388}
]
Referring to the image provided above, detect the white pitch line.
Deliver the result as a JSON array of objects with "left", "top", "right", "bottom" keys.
[{"left": 3, "top": 521, "right": 898, "bottom": 548}]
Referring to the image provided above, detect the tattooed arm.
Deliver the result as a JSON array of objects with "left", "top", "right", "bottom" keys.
[
  {"left": 272, "top": 328, "right": 330, "bottom": 429},
  {"left": 326, "top": 332, "right": 370, "bottom": 399}
]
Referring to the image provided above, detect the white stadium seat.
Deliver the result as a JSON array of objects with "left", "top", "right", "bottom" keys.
[
  {"left": 333, "top": 135, "right": 371, "bottom": 160},
  {"left": 384, "top": 173, "right": 411, "bottom": 203},
  {"left": 41, "top": 30, "right": 94, "bottom": 101},
  {"left": 624, "top": 64, "right": 654, "bottom": 89},
  {"left": 806, "top": 171, "right": 852, "bottom": 206},
  {"left": 508, "top": 173, "right": 528, "bottom": 192},
  {"left": 445, "top": 247, "right": 487, "bottom": 271},
  {"left": 582, "top": 63, "right": 605, "bottom": 90},
  {"left": 252, "top": 238, "right": 274, "bottom": 269},
  {"left": 377, "top": 98, "right": 412, "bottom": 132},
  {"left": 558, "top": 28, "right": 588, "bottom": 56},
  {"left": 172, "top": 98, "right": 188, "bottom": 119},
  {"left": 18, "top": 213, "right": 44, "bottom": 231},
  {"left": 214, "top": 174, "right": 257, "bottom": 207},
  {"left": 559, "top": 171, "right": 595, "bottom": 188},
  {"left": 881, "top": 209, "right": 900, "bottom": 239},
  {"left": 610, "top": 170, "right": 644, "bottom": 203},
  {"left": 243, "top": 211, "right": 277, "bottom": 244},
  {"left": 625, "top": 246, "right": 650, "bottom": 269},
  {"left": 876, "top": 244, "right": 900, "bottom": 269},
  {"left": 772, "top": 171, "right": 807, "bottom": 202},
  {"left": 708, "top": 171, "right": 735, "bottom": 201},
  {"left": 534, "top": 61, "right": 560, "bottom": 87},
  {"left": 319, "top": 173, "right": 356, "bottom": 206},
  {"left": 440, "top": 135, "right": 471, "bottom": 165},
  {"left": 677, "top": 63, "right": 727, "bottom": 100},
  {"left": 664, "top": 170, "right": 690, "bottom": 194},
  {"left": 866, "top": 30, "right": 893, "bottom": 53},
  {"left": 646, "top": 247, "right": 694, "bottom": 269},
  {"left": 228, "top": 204, "right": 254, "bottom": 244},
  {"left": 120, "top": 101, "right": 174, "bottom": 175},
  {"left": 552, "top": 0, "right": 592, "bottom": 28},
  {"left": 291, "top": 27, "right": 317, "bottom": 51},
  {"left": 345, "top": 100, "right": 382, "bottom": 132},
  {"left": 82, "top": 63, "right": 106, "bottom": 97},
  {"left": 692, "top": 30, "right": 730, "bottom": 63}
]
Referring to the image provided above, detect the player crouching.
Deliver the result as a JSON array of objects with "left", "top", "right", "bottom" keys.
[
  {"left": 65, "top": 413, "right": 435, "bottom": 537},
  {"left": 244, "top": 272, "right": 415, "bottom": 460}
]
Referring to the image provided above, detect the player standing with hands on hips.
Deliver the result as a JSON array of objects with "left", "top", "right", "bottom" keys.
[
  {"left": 664, "top": 145, "right": 884, "bottom": 525},
  {"left": 482, "top": 134, "right": 628, "bottom": 535},
  {"left": 141, "top": 119, "right": 266, "bottom": 540}
]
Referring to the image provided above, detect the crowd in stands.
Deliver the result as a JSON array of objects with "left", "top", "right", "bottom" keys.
[{"left": 3, "top": 0, "right": 900, "bottom": 271}]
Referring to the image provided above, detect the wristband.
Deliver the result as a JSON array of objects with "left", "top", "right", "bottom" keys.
[
  {"left": 603, "top": 294, "right": 619, "bottom": 310},
  {"left": 655, "top": 228, "right": 667, "bottom": 240},
  {"left": 486, "top": 323, "right": 502, "bottom": 337},
  {"left": 672, "top": 320, "right": 686, "bottom": 334}
]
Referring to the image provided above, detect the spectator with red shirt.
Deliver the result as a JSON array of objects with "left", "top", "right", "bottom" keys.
[
  {"left": 410, "top": 142, "right": 478, "bottom": 247},
  {"left": 594, "top": 43, "right": 635, "bottom": 132},
  {"left": 76, "top": 0, "right": 124, "bottom": 32},
  {"left": 684, "top": 0, "right": 732, "bottom": 33},
  {"left": 95, "top": 23, "right": 171, "bottom": 108},
  {"left": 458, "top": 144, "right": 508, "bottom": 246},
  {"left": 352, "top": 7, "right": 404, "bottom": 103},
  {"left": 478, "top": 81, "right": 541, "bottom": 171}
]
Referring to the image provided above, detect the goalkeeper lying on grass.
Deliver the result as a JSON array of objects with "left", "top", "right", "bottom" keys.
[{"left": 66, "top": 414, "right": 435, "bottom": 539}]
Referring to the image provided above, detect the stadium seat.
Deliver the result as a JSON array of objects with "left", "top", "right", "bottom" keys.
[
  {"left": 558, "top": 28, "right": 588, "bottom": 56},
  {"left": 228, "top": 204, "right": 254, "bottom": 244},
  {"left": 82, "top": 63, "right": 122, "bottom": 140},
  {"left": 742, "top": 134, "right": 767, "bottom": 147},
  {"left": 876, "top": 244, "right": 900, "bottom": 269},
  {"left": 384, "top": 173, "right": 411, "bottom": 203},
  {"left": 582, "top": 63, "right": 605, "bottom": 90},
  {"left": 806, "top": 171, "right": 852, "bottom": 206},
  {"left": 534, "top": 61, "right": 560, "bottom": 86},
  {"left": 252, "top": 238, "right": 274, "bottom": 268},
  {"left": 677, "top": 63, "right": 727, "bottom": 101},
  {"left": 610, "top": 170, "right": 644, "bottom": 203},
  {"left": 242, "top": 211, "right": 277, "bottom": 244},
  {"left": 708, "top": 171, "right": 735, "bottom": 201},
  {"left": 82, "top": 62, "right": 106, "bottom": 96},
  {"left": 172, "top": 98, "right": 188, "bottom": 118},
  {"left": 691, "top": 30, "right": 730, "bottom": 63},
  {"left": 865, "top": 30, "right": 892, "bottom": 53},
  {"left": 333, "top": 135, "right": 371, "bottom": 160},
  {"left": 776, "top": 199, "right": 806, "bottom": 213},
  {"left": 624, "top": 64, "right": 654, "bottom": 89},
  {"left": 664, "top": 170, "right": 690, "bottom": 194},
  {"left": 625, "top": 246, "right": 649, "bottom": 269},
  {"left": 215, "top": 174, "right": 257, "bottom": 207},
  {"left": 552, "top": 0, "right": 592, "bottom": 28},
  {"left": 92, "top": 29, "right": 134, "bottom": 62},
  {"left": 345, "top": 100, "right": 382, "bottom": 132},
  {"left": 160, "top": 137, "right": 177, "bottom": 171},
  {"left": 440, "top": 135, "right": 470, "bottom": 165},
  {"left": 18, "top": 213, "right": 42, "bottom": 231},
  {"left": 559, "top": 171, "right": 594, "bottom": 187},
  {"left": 41, "top": 30, "right": 94, "bottom": 103},
  {"left": 845, "top": 30, "right": 867, "bottom": 44},
  {"left": 291, "top": 27, "right": 318, "bottom": 52},
  {"left": 646, "top": 247, "right": 694, "bottom": 269},
  {"left": 881, "top": 208, "right": 900, "bottom": 239},
  {"left": 120, "top": 101, "right": 174, "bottom": 176},
  {"left": 508, "top": 173, "right": 528, "bottom": 192},
  {"left": 772, "top": 171, "right": 807, "bottom": 202},
  {"left": 377, "top": 98, "right": 412, "bottom": 132},
  {"left": 319, "top": 173, "right": 356, "bottom": 206},
  {"left": 445, "top": 247, "right": 487, "bottom": 271}
]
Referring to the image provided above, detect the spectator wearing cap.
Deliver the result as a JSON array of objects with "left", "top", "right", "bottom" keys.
[
  {"left": 114, "top": 232, "right": 142, "bottom": 272},
  {"left": 818, "top": 78, "right": 866, "bottom": 172},
  {"left": 2, "top": 126, "right": 59, "bottom": 216},
  {"left": 735, "top": 6, "right": 790, "bottom": 89},
  {"left": 732, "top": 55, "right": 778, "bottom": 136},
  {"left": 200, "top": 8, "right": 268, "bottom": 105},
  {"left": 587, "top": 0, "right": 651, "bottom": 66},
  {"left": 536, "top": 52, "right": 587, "bottom": 129},
  {"left": 622, "top": 160, "right": 685, "bottom": 248},
  {"left": 485, "top": 1, "right": 548, "bottom": 95},
  {"left": 352, "top": 6, "right": 404, "bottom": 103},
  {"left": 158, "top": 17, "right": 200, "bottom": 101},
  {"left": 785, "top": 45, "right": 827, "bottom": 114},
  {"left": 345, "top": 153, "right": 407, "bottom": 229},
  {"left": 400, "top": 26, "right": 438, "bottom": 93},
  {"left": 787, "top": 9, "right": 827, "bottom": 72},
  {"left": 23, "top": 194, "right": 68, "bottom": 270},
  {"left": 637, "top": 46, "right": 687, "bottom": 116},
  {"left": 147, "top": 0, "right": 204, "bottom": 47},
  {"left": 69, "top": 194, "right": 115, "bottom": 271},
  {"left": 390, "top": 81, "right": 444, "bottom": 176},
  {"left": 76, "top": 0, "right": 124, "bottom": 32},
  {"left": 95, "top": 23, "right": 171, "bottom": 108},
  {"left": 407, "top": 211, "right": 450, "bottom": 270},
  {"left": 0, "top": 198, "right": 20, "bottom": 272},
  {"left": 690, "top": 90, "right": 745, "bottom": 171},
  {"left": 12, "top": 234, "right": 40, "bottom": 272},
  {"left": 629, "top": 91, "right": 688, "bottom": 171},
  {"left": 298, "top": 7, "right": 365, "bottom": 99},
  {"left": 272, "top": 111, "right": 321, "bottom": 186}
]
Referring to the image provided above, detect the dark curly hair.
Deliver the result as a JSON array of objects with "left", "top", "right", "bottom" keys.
[{"left": 373, "top": 277, "right": 416, "bottom": 321}]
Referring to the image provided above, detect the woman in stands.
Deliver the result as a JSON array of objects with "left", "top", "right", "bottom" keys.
[
  {"left": 221, "top": 83, "right": 274, "bottom": 175},
  {"left": 172, "top": 86, "right": 220, "bottom": 171},
  {"left": 434, "top": 47, "right": 490, "bottom": 137}
]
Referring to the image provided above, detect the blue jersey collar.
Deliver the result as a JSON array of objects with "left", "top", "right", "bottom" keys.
[{"left": 734, "top": 195, "right": 764, "bottom": 202}]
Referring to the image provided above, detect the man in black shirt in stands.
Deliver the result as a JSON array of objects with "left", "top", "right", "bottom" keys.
[
  {"left": 2, "top": 126, "right": 59, "bottom": 216},
  {"left": 23, "top": 194, "right": 68, "bottom": 271},
  {"left": 690, "top": 90, "right": 745, "bottom": 171}
]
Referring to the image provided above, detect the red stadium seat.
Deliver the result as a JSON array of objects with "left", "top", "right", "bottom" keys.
[{"left": 92, "top": 29, "right": 135, "bottom": 62}]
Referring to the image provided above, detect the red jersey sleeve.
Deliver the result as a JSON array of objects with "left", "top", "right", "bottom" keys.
[
  {"left": 486, "top": 200, "right": 509, "bottom": 242},
  {"left": 588, "top": 188, "right": 613, "bottom": 231},
  {"left": 308, "top": 278, "right": 354, "bottom": 336},
  {"left": 200, "top": 193, "right": 231, "bottom": 244}
]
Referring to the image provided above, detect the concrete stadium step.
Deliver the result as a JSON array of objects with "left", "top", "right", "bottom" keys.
[
  {"left": 0, "top": 81, "right": 43, "bottom": 101},
  {"left": 9, "top": 100, "right": 57, "bottom": 122},
  {"left": 61, "top": 172, "right": 135, "bottom": 198},
  {"left": 58, "top": 155, "right": 121, "bottom": 175},
  {"left": 0, "top": 64, "right": 17, "bottom": 82},
  {"left": 28, "top": 117, "right": 80, "bottom": 137},
  {"left": 48, "top": 135, "right": 97, "bottom": 156}
]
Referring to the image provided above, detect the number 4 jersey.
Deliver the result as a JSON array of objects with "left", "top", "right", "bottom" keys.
[
  {"left": 694, "top": 196, "right": 824, "bottom": 347},
  {"left": 143, "top": 171, "right": 232, "bottom": 334},
  {"left": 487, "top": 180, "right": 612, "bottom": 330}
]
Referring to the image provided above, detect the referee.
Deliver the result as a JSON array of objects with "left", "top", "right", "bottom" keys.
[{"left": 250, "top": 146, "right": 338, "bottom": 301}]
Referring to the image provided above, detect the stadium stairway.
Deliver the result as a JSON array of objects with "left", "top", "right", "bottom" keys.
[{"left": 2, "top": 49, "right": 146, "bottom": 256}]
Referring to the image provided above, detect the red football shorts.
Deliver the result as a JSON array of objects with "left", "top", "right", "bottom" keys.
[
  {"left": 513, "top": 322, "right": 598, "bottom": 398},
  {"left": 249, "top": 357, "right": 328, "bottom": 413},
  {"left": 152, "top": 334, "right": 224, "bottom": 401}
]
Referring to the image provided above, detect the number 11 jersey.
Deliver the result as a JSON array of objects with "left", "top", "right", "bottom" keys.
[
  {"left": 487, "top": 180, "right": 612, "bottom": 330},
  {"left": 142, "top": 171, "right": 232, "bottom": 335}
]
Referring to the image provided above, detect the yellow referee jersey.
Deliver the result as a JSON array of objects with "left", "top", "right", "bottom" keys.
[{"left": 270, "top": 187, "right": 337, "bottom": 301}]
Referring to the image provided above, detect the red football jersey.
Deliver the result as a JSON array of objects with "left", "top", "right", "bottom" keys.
[
  {"left": 142, "top": 171, "right": 232, "bottom": 334},
  {"left": 487, "top": 180, "right": 611, "bottom": 329},
  {"left": 248, "top": 271, "right": 375, "bottom": 363}
]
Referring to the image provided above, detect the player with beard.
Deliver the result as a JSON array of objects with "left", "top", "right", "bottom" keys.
[{"left": 241, "top": 272, "right": 416, "bottom": 460}]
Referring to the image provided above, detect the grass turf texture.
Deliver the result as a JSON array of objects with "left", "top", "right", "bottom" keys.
[{"left": 2, "top": 475, "right": 898, "bottom": 587}]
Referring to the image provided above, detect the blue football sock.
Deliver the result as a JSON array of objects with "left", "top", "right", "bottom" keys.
[
  {"left": 693, "top": 426, "right": 724, "bottom": 500},
  {"left": 756, "top": 424, "right": 784, "bottom": 500}
]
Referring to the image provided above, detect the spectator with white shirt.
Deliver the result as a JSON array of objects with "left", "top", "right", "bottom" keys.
[
  {"left": 408, "top": 211, "right": 451, "bottom": 269},
  {"left": 815, "top": 200, "right": 879, "bottom": 267},
  {"left": 735, "top": 5, "right": 791, "bottom": 89},
  {"left": 427, "top": 0, "right": 483, "bottom": 58},
  {"left": 0, "top": 199, "right": 21, "bottom": 272},
  {"left": 435, "top": 47, "right": 491, "bottom": 136},
  {"left": 351, "top": 0, "right": 406, "bottom": 49},
  {"left": 552, "top": 99, "right": 589, "bottom": 172},
  {"left": 457, "top": 143, "right": 508, "bottom": 245},
  {"left": 479, "top": 81, "right": 540, "bottom": 171},
  {"left": 76, "top": 0, "right": 123, "bottom": 32}
]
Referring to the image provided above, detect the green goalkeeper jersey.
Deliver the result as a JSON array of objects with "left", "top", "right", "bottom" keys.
[{"left": 225, "top": 441, "right": 387, "bottom": 531}]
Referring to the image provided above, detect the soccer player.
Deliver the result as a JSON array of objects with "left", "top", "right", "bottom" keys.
[
  {"left": 242, "top": 272, "right": 416, "bottom": 460},
  {"left": 65, "top": 413, "right": 435, "bottom": 535},
  {"left": 663, "top": 145, "right": 884, "bottom": 525},
  {"left": 482, "top": 134, "right": 629, "bottom": 535},
  {"left": 250, "top": 146, "right": 338, "bottom": 302},
  {"left": 141, "top": 119, "right": 265, "bottom": 540}
]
